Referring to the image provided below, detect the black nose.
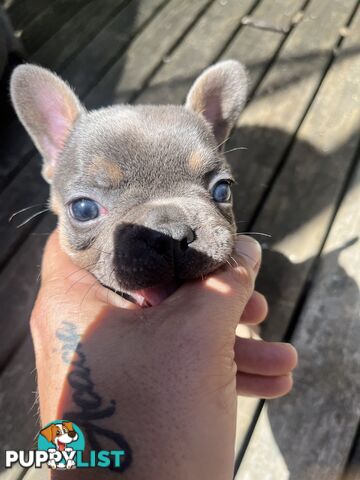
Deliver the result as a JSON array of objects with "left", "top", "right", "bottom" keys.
[
  {"left": 68, "top": 431, "right": 76, "bottom": 438},
  {"left": 149, "top": 223, "right": 195, "bottom": 255},
  {"left": 114, "top": 223, "right": 197, "bottom": 290}
]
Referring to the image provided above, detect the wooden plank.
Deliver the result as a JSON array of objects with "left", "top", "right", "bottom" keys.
[
  {"left": 237, "top": 157, "right": 360, "bottom": 480},
  {"left": 235, "top": 6, "right": 360, "bottom": 478},
  {"left": 0, "top": 0, "right": 131, "bottom": 186},
  {"left": 23, "top": 465, "right": 48, "bottom": 480},
  {"left": 0, "top": 335, "right": 38, "bottom": 456},
  {"left": 0, "top": 158, "right": 49, "bottom": 269},
  {"left": 222, "top": 1, "right": 354, "bottom": 464},
  {"left": 31, "top": 0, "right": 128, "bottom": 70},
  {"left": 62, "top": 0, "right": 168, "bottom": 98},
  {"left": 0, "top": 214, "right": 56, "bottom": 368},
  {"left": 85, "top": 0, "right": 212, "bottom": 108},
  {"left": 253, "top": 1, "right": 360, "bottom": 342},
  {"left": 4, "top": 0, "right": 49, "bottom": 31},
  {"left": 20, "top": 0, "right": 89, "bottom": 56},
  {"left": 0, "top": 335, "right": 39, "bottom": 480},
  {"left": 0, "top": 0, "right": 167, "bottom": 190},
  {"left": 137, "top": 0, "right": 306, "bottom": 105},
  {"left": 135, "top": 0, "right": 257, "bottom": 105},
  {"left": 1, "top": 466, "right": 24, "bottom": 480},
  {"left": 221, "top": 0, "right": 306, "bottom": 95},
  {"left": 227, "top": 0, "right": 359, "bottom": 225},
  {"left": 240, "top": 0, "right": 305, "bottom": 34}
]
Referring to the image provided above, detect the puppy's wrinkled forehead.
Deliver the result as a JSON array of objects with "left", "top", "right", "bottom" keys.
[{"left": 56, "top": 105, "right": 222, "bottom": 196}]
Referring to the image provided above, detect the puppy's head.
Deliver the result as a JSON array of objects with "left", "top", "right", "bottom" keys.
[{"left": 11, "top": 61, "right": 248, "bottom": 306}]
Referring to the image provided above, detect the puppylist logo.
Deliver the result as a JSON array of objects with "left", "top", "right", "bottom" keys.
[{"left": 5, "top": 420, "right": 125, "bottom": 470}]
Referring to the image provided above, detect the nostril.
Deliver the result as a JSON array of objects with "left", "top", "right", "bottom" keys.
[
  {"left": 146, "top": 225, "right": 195, "bottom": 255},
  {"left": 179, "top": 227, "right": 196, "bottom": 251}
]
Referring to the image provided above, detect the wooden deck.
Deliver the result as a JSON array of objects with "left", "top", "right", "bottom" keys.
[{"left": 0, "top": 0, "right": 359, "bottom": 478}]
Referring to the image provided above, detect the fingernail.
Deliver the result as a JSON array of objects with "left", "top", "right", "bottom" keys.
[{"left": 235, "top": 235, "right": 262, "bottom": 271}]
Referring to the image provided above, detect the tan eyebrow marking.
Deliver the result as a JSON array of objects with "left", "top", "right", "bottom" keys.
[
  {"left": 89, "top": 155, "right": 124, "bottom": 188},
  {"left": 50, "top": 192, "right": 62, "bottom": 215},
  {"left": 188, "top": 151, "right": 204, "bottom": 174}
]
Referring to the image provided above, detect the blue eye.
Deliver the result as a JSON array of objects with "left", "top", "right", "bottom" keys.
[
  {"left": 70, "top": 198, "right": 100, "bottom": 222},
  {"left": 212, "top": 181, "right": 232, "bottom": 203}
]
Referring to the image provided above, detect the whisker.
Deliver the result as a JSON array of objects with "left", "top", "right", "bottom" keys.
[
  {"left": 64, "top": 260, "right": 105, "bottom": 282},
  {"left": 214, "top": 136, "right": 231, "bottom": 151},
  {"left": 65, "top": 261, "right": 106, "bottom": 294},
  {"left": 15, "top": 209, "right": 49, "bottom": 228},
  {"left": 223, "top": 146, "right": 248, "bottom": 155},
  {"left": 225, "top": 259, "right": 233, "bottom": 269},
  {"left": 79, "top": 278, "right": 100, "bottom": 309},
  {"left": 9, "top": 203, "right": 47, "bottom": 222},
  {"left": 235, "top": 231, "right": 272, "bottom": 238},
  {"left": 229, "top": 255, "right": 239, "bottom": 268},
  {"left": 90, "top": 245, "right": 112, "bottom": 256}
]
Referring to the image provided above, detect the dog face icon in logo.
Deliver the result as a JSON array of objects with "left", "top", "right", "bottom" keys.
[
  {"left": 41, "top": 421, "right": 78, "bottom": 450},
  {"left": 38, "top": 420, "right": 84, "bottom": 469}
]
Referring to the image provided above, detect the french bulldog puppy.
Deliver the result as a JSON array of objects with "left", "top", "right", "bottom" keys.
[{"left": 10, "top": 60, "right": 248, "bottom": 307}]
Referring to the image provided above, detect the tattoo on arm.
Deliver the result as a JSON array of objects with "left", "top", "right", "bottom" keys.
[{"left": 56, "top": 322, "right": 132, "bottom": 472}]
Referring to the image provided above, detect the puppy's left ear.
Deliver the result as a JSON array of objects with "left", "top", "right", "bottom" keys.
[
  {"left": 185, "top": 60, "right": 248, "bottom": 147},
  {"left": 10, "top": 64, "right": 85, "bottom": 183}
]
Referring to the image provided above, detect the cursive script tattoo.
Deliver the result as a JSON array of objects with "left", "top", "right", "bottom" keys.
[{"left": 55, "top": 322, "right": 132, "bottom": 471}]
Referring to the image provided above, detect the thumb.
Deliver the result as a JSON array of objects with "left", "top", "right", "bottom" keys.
[{"left": 167, "top": 235, "right": 262, "bottom": 326}]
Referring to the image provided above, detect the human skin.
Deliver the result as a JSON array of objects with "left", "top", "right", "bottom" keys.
[{"left": 31, "top": 231, "right": 297, "bottom": 479}]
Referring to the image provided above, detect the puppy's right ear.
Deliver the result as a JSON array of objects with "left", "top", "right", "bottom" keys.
[
  {"left": 10, "top": 64, "right": 85, "bottom": 183},
  {"left": 185, "top": 60, "right": 248, "bottom": 147}
]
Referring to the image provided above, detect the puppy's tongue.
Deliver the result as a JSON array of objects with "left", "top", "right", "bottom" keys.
[{"left": 131, "top": 281, "right": 178, "bottom": 307}]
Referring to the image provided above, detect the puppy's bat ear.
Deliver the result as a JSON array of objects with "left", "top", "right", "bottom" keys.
[
  {"left": 185, "top": 60, "right": 248, "bottom": 147},
  {"left": 10, "top": 64, "right": 85, "bottom": 183}
]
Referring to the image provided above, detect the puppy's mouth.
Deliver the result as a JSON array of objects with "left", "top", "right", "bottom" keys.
[
  {"left": 129, "top": 280, "right": 180, "bottom": 307},
  {"left": 105, "top": 280, "right": 180, "bottom": 308}
]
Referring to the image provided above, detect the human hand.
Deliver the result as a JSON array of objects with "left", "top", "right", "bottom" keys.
[{"left": 31, "top": 230, "right": 297, "bottom": 479}]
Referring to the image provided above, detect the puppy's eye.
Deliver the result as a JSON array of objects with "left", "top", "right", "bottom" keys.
[
  {"left": 212, "top": 180, "right": 232, "bottom": 203},
  {"left": 70, "top": 198, "right": 100, "bottom": 222}
]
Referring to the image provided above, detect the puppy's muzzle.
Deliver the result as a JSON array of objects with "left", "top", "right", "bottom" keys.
[{"left": 113, "top": 221, "right": 195, "bottom": 290}]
